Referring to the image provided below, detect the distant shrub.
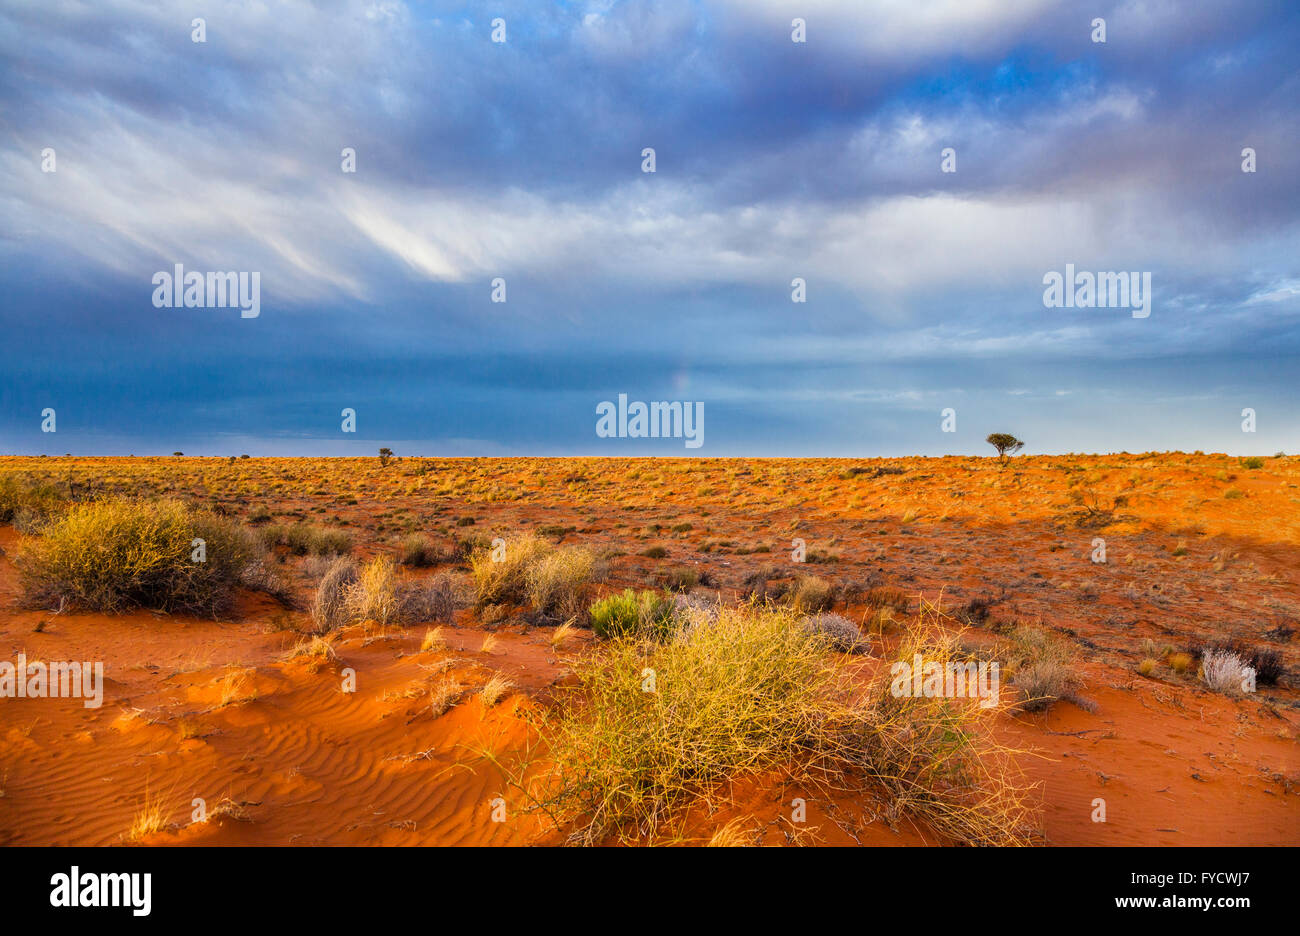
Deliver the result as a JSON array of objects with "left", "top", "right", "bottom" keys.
[
  {"left": 1137, "top": 658, "right": 1158, "bottom": 677},
  {"left": 805, "top": 549, "right": 841, "bottom": 564},
  {"left": 264, "top": 522, "right": 352, "bottom": 556},
  {"left": 1240, "top": 457, "right": 1264, "bottom": 470},
  {"left": 398, "top": 533, "right": 441, "bottom": 567},
  {"left": 956, "top": 596, "right": 996, "bottom": 626},
  {"left": 1168, "top": 652, "right": 1194, "bottom": 674},
  {"left": 18, "top": 498, "right": 262, "bottom": 616},
  {"left": 865, "top": 585, "right": 911, "bottom": 613},
  {"left": 589, "top": 589, "right": 677, "bottom": 639},
  {"left": 788, "top": 575, "right": 834, "bottom": 614},
  {"left": 986, "top": 433, "right": 1025, "bottom": 461},
  {"left": 640, "top": 545, "right": 668, "bottom": 559},
  {"left": 537, "top": 524, "right": 576, "bottom": 540},
  {"left": 657, "top": 566, "right": 699, "bottom": 593}
]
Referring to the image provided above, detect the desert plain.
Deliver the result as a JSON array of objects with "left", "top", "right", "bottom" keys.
[{"left": 0, "top": 452, "right": 1296, "bottom": 846}]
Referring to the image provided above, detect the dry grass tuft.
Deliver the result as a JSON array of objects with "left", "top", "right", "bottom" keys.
[
  {"left": 551, "top": 620, "right": 579, "bottom": 649},
  {"left": 283, "top": 635, "right": 338, "bottom": 671},
  {"left": 706, "top": 816, "right": 755, "bottom": 846},
  {"left": 429, "top": 678, "right": 464, "bottom": 716},
  {"left": 787, "top": 575, "right": 834, "bottom": 613},
  {"left": 479, "top": 673, "right": 515, "bottom": 708},
  {"left": 470, "top": 532, "right": 551, "bottom": 606},
  {"left": 126, "top": 789, "right": 171, "bottom": 842},
  {"left": 216, "top": 666, "right": 258, "bottom": 707},
  {"left": 1201, "top": 649, "right": 1250, "bottom": 695},
  {"left": 345, "top": 555, "right": 403, "bottom": 626},
  {"left": 310, "top": 556, "right": 358, "bottom": 633}
]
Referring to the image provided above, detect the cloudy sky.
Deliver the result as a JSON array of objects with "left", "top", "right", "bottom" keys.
[{"left": 2, "top": 0, "right": 1297, "bottom": 456}]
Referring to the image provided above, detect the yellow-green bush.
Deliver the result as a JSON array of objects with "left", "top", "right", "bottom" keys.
[
  {"left": 0, "top": 473, "right": 66, "bottom": 527},
  {"left": 17, "top": 498, "right": 262, "bottom": 616},
  {"left": 530, "top": 603, "right": 1035, "bottom": 845}
]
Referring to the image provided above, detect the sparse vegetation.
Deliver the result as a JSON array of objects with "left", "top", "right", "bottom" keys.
[{"left": 261, "top": 522, "right": 352, "bottom": 557}]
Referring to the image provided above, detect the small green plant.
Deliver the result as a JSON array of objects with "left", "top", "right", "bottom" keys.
[{"left": 587, "top": 589, "right": 677, "bottom": 639}]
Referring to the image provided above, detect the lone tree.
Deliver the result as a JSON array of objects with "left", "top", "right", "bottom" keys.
[
  {"left": 986, "top": 433, "right": 1024, "bottom": 462},
  {"left": 378, "top": 447, "right": 394, "bottom": 467}
]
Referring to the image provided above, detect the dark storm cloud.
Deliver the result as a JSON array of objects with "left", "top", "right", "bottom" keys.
[{"left": 0, "top": 0, "right": 1296, "bottom": 455}]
